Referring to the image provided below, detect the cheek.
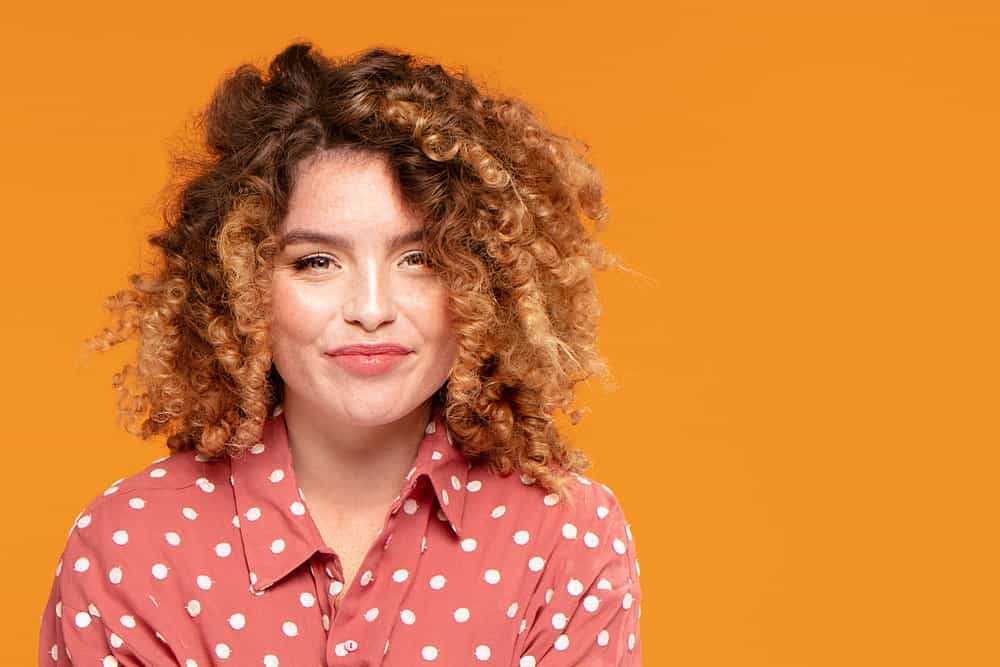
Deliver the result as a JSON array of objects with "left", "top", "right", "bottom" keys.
[{"left": 270, "top": 280, "right": 328, "bottom": 344}]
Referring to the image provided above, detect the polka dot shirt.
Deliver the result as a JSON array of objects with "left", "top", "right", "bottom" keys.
[{"left": 39, "top": 403, "right": 642, "bottom": 665}]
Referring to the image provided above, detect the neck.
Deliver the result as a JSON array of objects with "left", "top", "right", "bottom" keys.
[{"left": 282, "top": 395, "right": 434, "bottom": 513}]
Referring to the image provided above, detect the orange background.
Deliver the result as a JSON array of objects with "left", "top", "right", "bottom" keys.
[{"left": 4, "top": 1, "right": 999, "bottom": 665}]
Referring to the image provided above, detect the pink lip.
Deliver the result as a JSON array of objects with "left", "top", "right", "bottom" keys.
[
  {"left": 327, "top": 343, "right": 412, "bottom": 356},
  {"left": 325, "top": 344, "right": 412, "bottom": 377}
]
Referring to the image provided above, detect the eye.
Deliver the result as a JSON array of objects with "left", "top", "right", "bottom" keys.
[
  {"left": 401, "top": 251, "right": 432, "bottom": 267},
  {"left": 292, "top": 254, "right": 339, "bottom": 272}
]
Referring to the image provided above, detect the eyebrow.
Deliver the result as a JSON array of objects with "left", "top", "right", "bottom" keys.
[{"left": 278, "top": 228, "right": 425, "bottom": 252}]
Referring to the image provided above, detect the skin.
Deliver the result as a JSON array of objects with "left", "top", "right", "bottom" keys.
[{"left": 269, "top": 147, "right": 459, "bottom": 519}]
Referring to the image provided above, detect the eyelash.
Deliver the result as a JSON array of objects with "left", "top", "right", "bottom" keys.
[{"left": 291, "top": 251, "right": 430, "bottom": 272}]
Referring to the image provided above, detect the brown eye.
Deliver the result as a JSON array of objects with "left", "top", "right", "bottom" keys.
[
  {"left": 402, "top": 251, "right": 431, "bottom": 267},
  {"left": 292, "top": 254, "right": 339, "bottom": 272}
]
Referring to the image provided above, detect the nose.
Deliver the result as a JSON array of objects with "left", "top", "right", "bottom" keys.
[{"left": 341, "top": 257, "right": 397, "bottom": 331}]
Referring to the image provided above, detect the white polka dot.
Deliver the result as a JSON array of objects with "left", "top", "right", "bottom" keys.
[
  {"left": 182, "top": 507, "right": 198, "bottom": 520},
  {"left": 150, "top": 468, "right": 167, "bottom": 478},
  {"left": 441, "top": 489, "right": 449, "bottom": 505},
  {"left": 466, "top": 480, "right": 482, "bottom": 492},
  {"left": 454, "top": 607, "right": 470, "bottom": 622},
  {"left": 229, "top": 613, "right": 245, "bottom": 629},
  {"left": 491, "top": 505, "right": 506, "bottom": 518},
  {"left": 215, "top": 643, "right": 231, "bottom": 659},
  {"left": 431, "top": 450, "right": 443, "bottom": 460},
  {"left": 513, "top": 530, "right": 530, "bottom": 545},
  {"left": 596, "top": 506, "right": 610, "bottom": 519},
  {"left": 74, "top": 611, "right": 91, "bottom": 628},
  {"left": 110, "top": 632, "right": 124, "bottom": 648},
  {"left": 552, "top": 612, "right": 568, "bottom": 629},
  {"left": 392, "top": 568, "right": 409, "bottom": 583},
  {"left": 421, "top": 645, "right": 438, "bottom": 660},
  {"left": 109, "top": 566, "right": 123, "bottom": 584},
  {"left": 475, "top": 644, "right": 491, "bottom": 660},
  {"left": 76, "top": 514, "right": 92, "bottom": 528},
  {"left": 567, "top": 578, "right": 584, "bottom": 596},
  {"left": 128, "top": 497, "right": 145, "bottom": 509},
  {"left": 429, "top": 574, "right": 446, "bottom": 590},
  {"left": 597, "top": 629, "right": 610, "bottom": 646},
  {"left": 196, "top": 478, "right": 215, "bottom": 493},
  {"left": 629, "top": 632, "right": 636, "bottom": 650},
  {"left": 300, "top": 592, "right": 315, "bottom": 607},
  {"left": 264, "top": 656, "right": 279, "bottom": 667},
  {"left": 461, "top": 538, "right": 478, "bottom": 552},
  {"left": 543, "top": 493, "right": 559, "bottom": 506},
  {"left": 74, "top": 557, "right": 90, "bottom": 573},
  {"left": 484, "top": 568, "right": 501, "bottom": 584},
  {"left": 151, "top": 563, "right": 169, "bottom": 579},
  {"left": 520, "top": 474, "right": 536, "bottom": 485},
  {"left": 120, "top": 615, "right": 136, "bottom": 628},
  {"left": 613, "top": 538, "right": 626, "bottom": 554},
  {"left": 215, "top": 542, "right": 231, "bottom": 557},
  {"left": 626, "top": 524, "right": 633, "bottom": 541},
  {"left": 623, "top": 591, "right": 634, "bottom": 609},
  {"left": 583, "top": 594, "right": 600, "bottom": 612},
  {"left": 519, "top": 657, "right": 536, "bottom": 667},
  {"left": 364, "top": 607, "right": 379, "bottom": 622},
  {"left": 197, "top": 575, "right": 212, "bottom": 590},
  {"left": 450, "top": 475, "right": 462, "bottom": 490},
  {"left": 506, "top": 601, "right": 519, "bottom": 618},
  {"left": 282, "top": 621, "right": 298, "bottom": 636},
  {"left": 269, "top": 469, "right": 285, "bottom": 483},
  {"left": 245, "top": 507, "right": 262, "bottom": 521},
  {"left": 165, "top": 531, "right": 181, "bottom": 546},
  {"left": 290, "top": 501, "right": 305, "bottom": 515},
  {"left": 597, "top": 577, "right": 612, "bottom": 590},
  {"left": 528, "top": 556, "right": 545, "bottom": 571},
  {"left": 554, "top": 634, "right": 570, "bottom": 650},
  {"left": 322, "top": 614, "right": 330, "bottom": 631},
  {"left": 329, "top": 580, "right": 344, "bottom": 596},
  {"left": 360, "top": 570, "right": 374, "bottom": 586},
  {"left": 562, "top": 522, "right": 578, "bottom": 539},
  {"left": 250, "top": 443, "right": 266, "bottom": 454},
  {"left": 545, "top": 588, "right": 554, "bottom": 604},
  {"left": 400, "top": 609, "right": 416, "bottom": 624},
  {"left": 186, "top": 600, "right": 201, "bottom": 617},
  {"left": 583, "top": 531, "right": 600, "bottom": 548},
  {"left": 403, "top": 498, "right": 419, "bottom": 514},
  {"left": 271, "top": 539, "right": 286, "bottom": 554}
]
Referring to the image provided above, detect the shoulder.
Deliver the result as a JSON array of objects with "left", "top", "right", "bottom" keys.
[
  {"left": 53, "top": 450, "right": 229, "bottom": 609},
  {"left": 464, "top": 465, "right": 638, "bottom": 570}
]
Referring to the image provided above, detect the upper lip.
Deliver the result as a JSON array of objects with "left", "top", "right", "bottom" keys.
[{"left": 326, "top": 343, "right": 413, "bottom": 355}]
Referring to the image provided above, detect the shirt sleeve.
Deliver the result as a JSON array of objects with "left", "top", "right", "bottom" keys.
[
  {"left": 37, "top": 498, "right": 178, "bottom": 666},
  {"left": 516, "top": 486, "right": 643, "bottom": 666},
  {"left": 38, "top": 590, "right": 149, "bottom": 666}
]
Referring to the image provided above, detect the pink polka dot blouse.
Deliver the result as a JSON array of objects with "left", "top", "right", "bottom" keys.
[{"left": 39, "top": 403, "right": 642, "bottom": 665}]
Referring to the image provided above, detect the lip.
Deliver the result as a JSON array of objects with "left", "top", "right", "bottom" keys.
[
  {"left": 325, "top": 343, "right": 412, "bottom": 377},
  {"left": 327, "top": 343, "right": 412, "bottom": 356}
]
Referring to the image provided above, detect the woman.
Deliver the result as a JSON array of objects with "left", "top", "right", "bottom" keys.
[{"left": 39, "top": 41, "right": 642, "bottom": 665}]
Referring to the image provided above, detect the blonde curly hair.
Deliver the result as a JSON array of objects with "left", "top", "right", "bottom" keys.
[{"left": 88, "top": 41, "right": 625, "bottom": 503}]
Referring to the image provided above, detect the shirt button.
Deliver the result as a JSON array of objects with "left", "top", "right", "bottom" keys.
[{"left": 345, "top": 639, "right": 359, "bottom": 652}]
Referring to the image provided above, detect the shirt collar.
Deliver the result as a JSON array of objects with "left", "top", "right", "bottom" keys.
[{"left": 231, "top": 402, "right": 471, "bottom": 593}]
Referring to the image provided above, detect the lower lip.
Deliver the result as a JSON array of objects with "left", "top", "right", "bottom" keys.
[{"left": 327, "top": 353, "right": 409, "bottom": 377}]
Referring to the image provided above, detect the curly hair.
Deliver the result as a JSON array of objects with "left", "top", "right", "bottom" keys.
[{"left": 86, "top": 41, "right": 626, "bottom": 504}]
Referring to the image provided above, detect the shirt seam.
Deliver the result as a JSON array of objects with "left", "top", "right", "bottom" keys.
[{"left": 57, "top": 599, "right": 154, "bottom": 663}]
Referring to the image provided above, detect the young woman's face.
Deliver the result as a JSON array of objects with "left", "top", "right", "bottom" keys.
[{"left": 269, "top": 149, "right": 458, "bottom": 426}]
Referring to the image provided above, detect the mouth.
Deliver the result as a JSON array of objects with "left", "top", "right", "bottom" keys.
[{"left": 325, "top": 349, "right": 411, "bottom": 377}]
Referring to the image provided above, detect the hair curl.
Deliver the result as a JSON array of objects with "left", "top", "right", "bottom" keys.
[{"left": 86, "top": 41, "right": 627, "bottom": 504}]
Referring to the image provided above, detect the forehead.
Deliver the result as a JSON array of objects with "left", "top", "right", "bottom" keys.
[{"left": 283, "top": 149, "right": 423, "bottom": 237}]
